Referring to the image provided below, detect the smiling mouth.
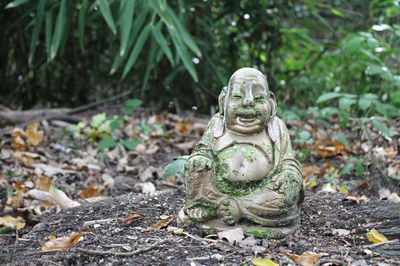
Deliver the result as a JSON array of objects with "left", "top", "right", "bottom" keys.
[{"left": 238, "top": 117, "right": 255, "bottom": 123}]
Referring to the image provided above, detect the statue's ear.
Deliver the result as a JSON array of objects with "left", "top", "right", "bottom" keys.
[
  {"left": 268, "top": 91, "right": 277, "bottom": 118},
  {"left": 218, "top": 86, "right": 227, "bottom": 115}
]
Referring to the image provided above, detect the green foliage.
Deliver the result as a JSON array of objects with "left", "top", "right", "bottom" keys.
[
  {"left": 2, "top": 0, "right": 400, "bottom": 116},
  {"left": 340, "top": 157, "right": 365, "bottom": 176},
  {"left": 162, "top": 156, "right": 189, "bottom": 180}
]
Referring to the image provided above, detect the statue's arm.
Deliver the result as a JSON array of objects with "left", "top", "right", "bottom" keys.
[{"left": 271, "top": 118, "right": 303, "bottom": 205}]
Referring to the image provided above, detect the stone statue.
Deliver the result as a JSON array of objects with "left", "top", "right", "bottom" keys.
[{"left": 179, "top": 68, "right": 303, "bottom": 239}]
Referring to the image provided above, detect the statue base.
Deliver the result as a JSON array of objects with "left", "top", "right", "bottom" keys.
[{"left": 178, "top": 209, "right": 299, "bottom": 239}]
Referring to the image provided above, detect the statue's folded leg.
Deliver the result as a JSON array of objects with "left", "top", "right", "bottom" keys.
[{"left": 239, "top": 187, "right": 300, "bottom": 227}]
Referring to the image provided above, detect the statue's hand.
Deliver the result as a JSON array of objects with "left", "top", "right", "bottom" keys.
[
  {"left": 185, "top": 155, "right": 212, "bottom": 172},
  {"left": 271, "top": 172, "right": 288, "bottom": 191}
]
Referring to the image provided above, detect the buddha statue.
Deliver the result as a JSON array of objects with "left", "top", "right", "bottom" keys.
[{"left": 179, "top": 68, "right": 303, "bottom": 238}]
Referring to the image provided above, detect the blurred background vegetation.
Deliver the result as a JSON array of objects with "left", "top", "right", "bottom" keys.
[{"left": 1, "top": 0, "right": 399, "bottom": 117}]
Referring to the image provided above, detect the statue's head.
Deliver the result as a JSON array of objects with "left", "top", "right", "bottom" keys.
[{"left": 219, "top": 68, "right": 276, "bottom": 134}]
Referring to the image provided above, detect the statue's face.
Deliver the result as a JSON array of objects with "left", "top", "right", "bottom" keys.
[{"left": 226, "top": 72, "right": 271, "bottom": 134}]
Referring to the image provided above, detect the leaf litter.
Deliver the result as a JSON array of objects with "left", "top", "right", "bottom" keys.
[{"left": 0, "top": 108, "right": 399, "bottom": 264}]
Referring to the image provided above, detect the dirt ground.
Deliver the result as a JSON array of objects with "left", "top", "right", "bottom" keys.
[
  {"left": 0, "top": 109, "right": 399, "bottom": 265},
  {"left": 0, "top": 190, "right": 399, "bottom": 265}
]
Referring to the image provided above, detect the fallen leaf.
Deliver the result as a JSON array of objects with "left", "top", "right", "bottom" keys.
[
  {"left": 143, "top": 215, "right": 174, "bottom": 232},
  {"left": 42, "top": 232, "right": 86, "bottom": 251},
  {"left": 285, "top": 251, "right": 325, "bottom": 266},
  {"left": 339, "top": 185, "right": 349, "bottom": 195},
  {"left": 49, "top": 185, "right": 80, "bottom": 209},
  {"left": 79, "top": 186, "right": 101, "bottom": 199},
  {"left": 387, "top": 193, "right": 400, "bottom": 203},
  {"left": 11, "top": 128, "right": 27, "bottom": 151},
  {"left": 385, "top": 147, "right": 396, "bottom": 159},
  {"left": 35, "top": 176, "right": 52, "bottom": 191},
  {"left": 0, "top": 216, "right": 26, "bottom": 230},
  {"left": 297, "top": 251, "right": 324, "bottom": 266},
  {"left": 321, "top": 183, "right": 336, "bottom": 192},
  {"left": 358, "top": 182, "right": 371, "bottom": 190},
  {"left": 251, "top": 258, "right": 277, "bottom": 266},
  {"left": 367, "top": 229, "right": 388, "bottom": 243},
  {"left": 301, "top": 164, "right": 321, "bottom": 180},
  {"left": 332, "top": 229, "right": 350, "bottom": 236},
  {"left": 26, "top": 122, "right": 43, "bottom": 146},
  {"left": 343, "top": 196, "right": 360, "bottom": 204},
  {"left": 121, "top": 209, "right": 143, "bottom": 225},
  {"left": 217, "top": 228, "right": 244, "bottom": 245},
  {"left": 33, "top": 164, "right": 78, "bottom": 176}
]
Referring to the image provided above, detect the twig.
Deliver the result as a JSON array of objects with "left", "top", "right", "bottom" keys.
[
  {"left": 364, "top": 239, "right": 399, "bottom": 248},
  {"left": 66, "top": 89, "right": 134, "bottom": 115},
  {"left": 73, "top": 239, "right": 170, "bottom": 257},
  {"left": 160, "top": 181, "right": 184, "bottom": 190},
  {"left": 82, "top": 218, "right": 116, "bottom": 227},
  {"left": 183, "top": 232, "right": 217, "bottom": 243}
]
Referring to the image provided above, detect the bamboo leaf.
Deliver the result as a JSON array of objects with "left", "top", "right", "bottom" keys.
[
  {"left": 45, "top": 9, "right": 53, "bottom": 60},
  {"left": 97, "top": 0, "right": 117, "bottom": 35},
  {"left": 78, "top": 0, "right": 88, "bottom": 50},
  {"left": 165, "top": 5, "right": 201, "bottom": 58},
  {"left": 142, "top": 36, "right": 158, "bottom": 92},
  {"left": 110, "top": 5, "right": 149, "bottom": 74},
  {"left": 5, "top": 0, "right": 29, "bottom": 9},
  {"left": 122, "top": 24, "right": 151, "bottom": 79},
  {"left": 119, "top": 0, "right": 135, "bottom": 56},
  {"left": 151, "top": 23, "right": 174, "bottom": 66},
  {"left": 50, "top": 0, "right": 67, "bottom": 60},
  {"left": 166, "top": 24, "right": 198, "bottom": 82},
  {"left": 28, "top": 0, "right": 46, "bottom": 66}
]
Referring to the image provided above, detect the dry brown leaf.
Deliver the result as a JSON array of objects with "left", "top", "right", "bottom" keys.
[
  {"left": 385, "top": 147, "right": 396, "bottom": 159},
  {"left": 26, "top": 122, "right": 43, "bottom": 146},
  {"left": 301, "top": 164, "right": 321, "bottom": 180},
  {"left": 143, "top": 215, "right": 174, "bottom": 232},
  {"left": 358, "top": 182, "right": 371, "bottom": 190},
  {"left": 297, "top": 251, "right": 324, "bottom": 266},
  {"left": 11, "top": 128, "right": 27, "bottom": 151},
  {"left": 120, "top": 209, "right": 143, "bottom": 225},
  {"left": 42, "top": 232, "right": 86, "bottom": 251},
  {"left": 9, "top": 182, "right": 24, "bottom": 208},
  {"left": 174, "top": 120, "right": 194, "bottom": 134},
  {"left": 79, "top": 186, "right": 101, "bottom": 199},
  {"left": 314, "top": 139, "right": 347, "bottom": 158},
  {"left": 35, "top": 176, "right": 52, "bottom": 191}
]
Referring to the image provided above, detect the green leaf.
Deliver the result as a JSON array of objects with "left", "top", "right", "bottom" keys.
[
  {"left": 142, "top": 36, "right": 158, "bottom": 92},
  {"left": 119, "top": 139, "right": 140, "bottom": 151},
  {"left": 28, "top": 0, "right": 46, "bottom": 66},
  {"left": 45, "top": 9, "right": 53, "bottom": 60},
  {"left": 91, "top": 113, "right": 107, "bottom": 128},
  {"left": 164, "top": 5, "right": 201, "bottom": 58},
  {"left": 316, "top": 92, "right": 343, "bottom": 103},
  {"left": 330, "top": 8, "right": 344, "bottom": 18},
  {"left": 122, "top": 24, "right": 151, "bottom": 79},
  {"left": 344, "top": 36, "right": 363, "bottom": 53},
  {"left": 125, "top": 98, "right": 143, "bottom": 108},
  {"left": 97, "top": 0, "right": 117, "bottom": 35},
  {"left": 372, "top": 119, "right": 397, "bottom": 137},
  {"left": 152, "top": 23, "right": 174, "bottom": 66},
  {"left": 319, "top": 107, "right": 338, "bottom": 117},
  {"left": 119, "top": 0, "right": 135, "bottom": 56},
  {"left": 332, "top": 132, "right": 349, "bottom": 147},
  {"left": 389, "top": 175, "right": 400, "bottom": 181},
  {"left": 78, "top": 0, "right": 88, "bottom": 50},
  {"left": 50, "top": 0, "right": 67, "bottom": 60},
  {"left": 5, "top": 0, "right": 29, "bottom": 9},
  {"left": 356, "top": 162, "right": 364, "bottom": 176},
  {"left": 110, "top": 5, "right": 149, "bottom": 74},
  {"left": 338, "top": 97, "right": 356, "bottom": 111},
  {"left": 365, "top": 65, "right": 385, "bottom": 75},
  {"left": 162, "top": 156, "right": 188, "bottom": 179},
  {"left": 339, "top": 163, "right": 354, "bottom": 175},
  {"left": 98, "top": 137, "right": 116, "bottom": 149}
]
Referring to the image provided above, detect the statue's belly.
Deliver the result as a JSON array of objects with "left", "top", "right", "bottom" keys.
[{"left": 217, "top": 144, "right": 271, "bottom": 182}]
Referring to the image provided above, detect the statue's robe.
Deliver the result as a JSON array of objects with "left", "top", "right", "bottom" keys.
[{"left": 184, "top": 113, "right": 303, "bottom": 228}]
